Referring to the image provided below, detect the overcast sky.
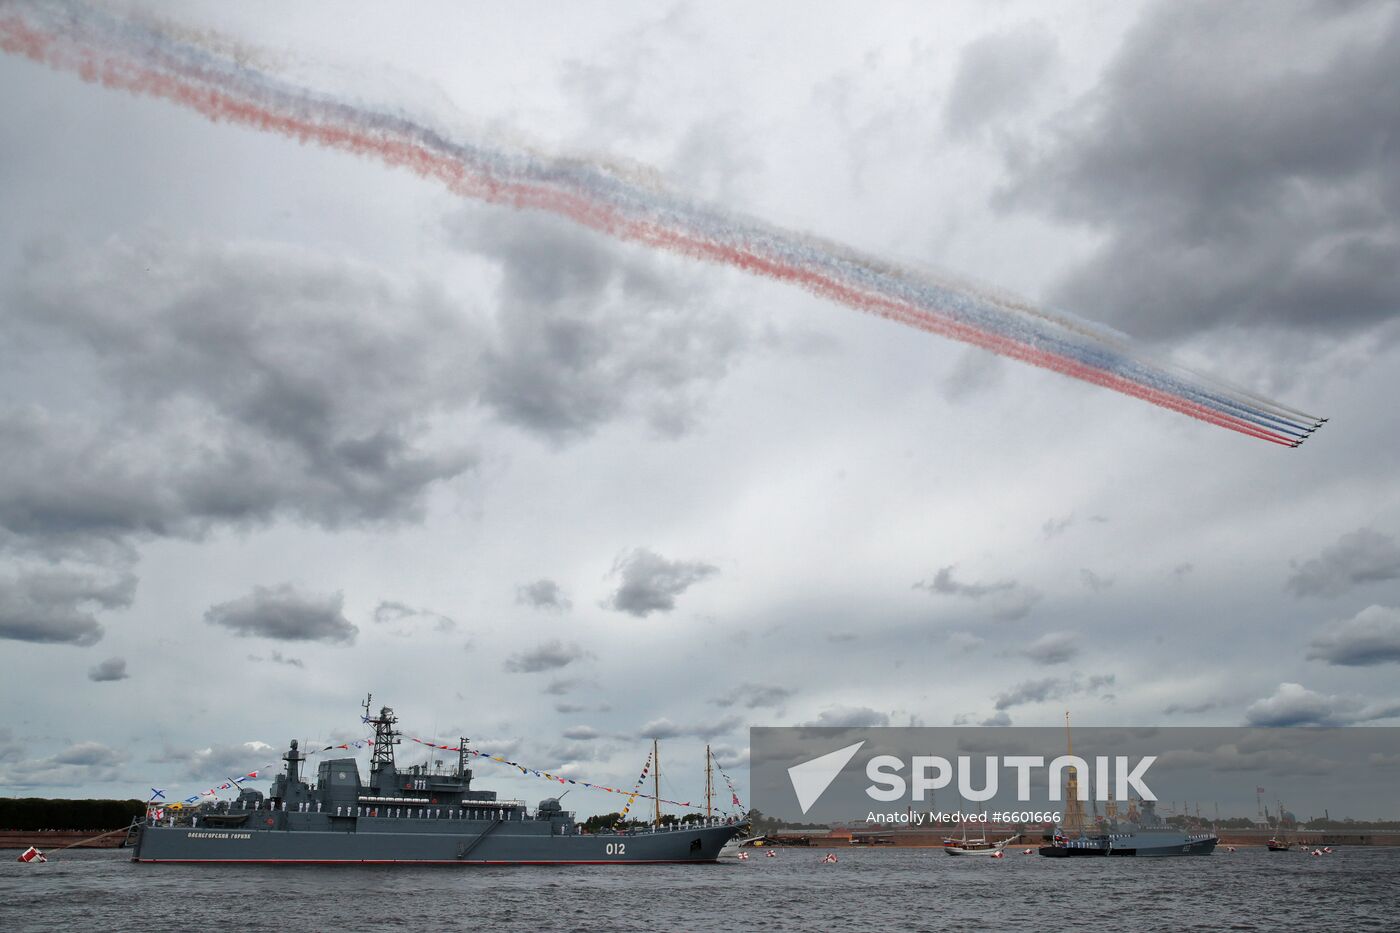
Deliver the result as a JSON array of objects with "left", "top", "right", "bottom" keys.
[{"left": 2, "top": 0, "right": 1399, "bottom": 816}]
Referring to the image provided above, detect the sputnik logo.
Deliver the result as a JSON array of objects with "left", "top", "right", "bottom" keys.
[{"left": 788, "top": 741, "right": 865, "bottom": 814}]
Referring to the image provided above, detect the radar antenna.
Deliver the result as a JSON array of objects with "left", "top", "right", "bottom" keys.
[{"left": 362, "top": 694, "right": 400, "bottom": 777}]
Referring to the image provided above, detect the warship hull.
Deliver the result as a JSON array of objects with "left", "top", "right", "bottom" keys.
[
  {"left": 132, "top": 819, "right": 743, "bottom": 864},
  {"left": 1039, "top": 832, "right": 1218, "bottom": 857}
]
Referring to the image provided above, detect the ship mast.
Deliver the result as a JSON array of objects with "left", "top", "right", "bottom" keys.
[
  {"left": 705, "top": 744, "right": 713, "bottom": 819},
  {"left": 653, "top": 738, "right": 661, "bottom": 827},
  {"left": 363, "top": 693, "right": 401, "bottom": 788}
]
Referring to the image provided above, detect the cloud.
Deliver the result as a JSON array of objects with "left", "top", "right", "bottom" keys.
[
  {"left": 543, "top": 676, "right": 595, "bottom": 696},
  {"left": 1287, "top": 529, "right": 1400, "bottom": 597},
  {"left": 1307, "top": 605, "right": 1400, "bottom": 666},
  {"left": 87, "top": 657, "right": 129, "bottom": 682},
  {"left": 914, "top": 566, "right": 1041, "bottom": 621},
  {"left": 801, "top": 706, "right": 891, "bottom": 728},
  {"left": 372, "top": 600, "right": 456, "bottom": 634},
  {"left": 981, "top": 711, "right": 1012, "bottom": 727},
  {"left": 247, "top": 650, "right": 305, "bottom": 669},
  {"left": 603, "top": 547, "right": 718, "bottom": 617},
  {"left": 712, "top": 684, "right": 795, "bottom": 709},
  {"left": 947, "top": 631, "right": 984, "bottom": 654},
  {"left": 1018, "top": 631, "right": 1079, "bottom": 665},
  {"left": 993, "top": 673, "right": 1116, "bottom": 710},
  {"left": 204, "top": 584, "right": 357, "bottom": 643},
  {"left": 1002, "top": 1, "right": 1400, "bottom": 341},
  {"left": 1244, "top": 682, "right": 1400, "bottom": 727},
  {"left": 943, "top": 22, "right": 1059, "bottom": 138},
  {"left": 2, "top": 237, "right": 480, "bottom": 547},
  {"left": 515, "top": 579, "right": 572, "bottom": 612},
  {"left": 1042, "top": 515, "right": 1074, "bottom": 539},
  {"left": 0, "top": 739, "right": 128, "bottom": 787},
  {"left": 154, "top": 740, "right": 276, "bottom": 780},
  {"left": 1172, "top": 563, "right": 1195, "bottom": 581},
  {"left": 1081, "top": 569, "right": 1113, "bottom": 593},
  {"left": 561, "top": 725, "right": 600, "bottom": 741},
  {"left": 1162, "top": 700, "right": 1218, "bottom": 716},
  {"left": 448, "top": 211, "right": 750, "bottom": 440},
  {"left": 941, "top": 347, "right": 1006, "bottom": 402},
  {"left": 0, "top": 569, "right": 135, "bottom": 646},
  {"left": 503, "top": 639, "right": 593, "bottom": 673},
  {"left": 639, "top": 715, "right": 742, "bottom": 740}
]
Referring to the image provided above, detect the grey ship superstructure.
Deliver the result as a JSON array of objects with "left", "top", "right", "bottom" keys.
[{"left": 130, "top": 700, "right": 746, "bottom": 864}]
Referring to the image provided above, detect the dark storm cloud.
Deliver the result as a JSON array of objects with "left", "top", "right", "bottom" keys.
[
  {"left": 204, "top": 584, "right": 357, "bottom": 643},
  {"left": 712, "top": 684, "right": 795, "bottom": 710},
  {"left": 1287, "top": 528, "right": 1400, "bottom": 597},
  {"left": 943, "top": 22, "right": 1059, "bottom": 138},
  {"left": 0, "top": 569, "right": 135, "bottom": 646},
  {"left": 515, "top": 579, "right": 572, "bottom": 612},
  {"left": 1002, "top": 1, "right": 1400, "bottom": 340},
  {"left": 603, "top": 547, "right": 718, "bottom": 617},
  {"left": 1307, "top": 605, "right": 1400, "bottom": 666},
  {"left": 638, "top": 714, "right": 741, "bottom": 740},
  {"left": 503, "top": 639, "right": 593, "bottom": 673},
  {"left": 913, "top": 566, "right": 1040, "bottom": 621},
  {"left": 87, "top": 657, "right": 129, "bottom": 682},
  {"left": 2, "top": 237, "right": 481, "bottom": 546},
  {"left": 1244, "top": 682, "right": 1400, "bottom": 727},
  {"left": 993, "top": 673, "right": 1115, "bottom": 710},
  {"left": 449, "top": 211, "right": 749, "bottom": 441}
]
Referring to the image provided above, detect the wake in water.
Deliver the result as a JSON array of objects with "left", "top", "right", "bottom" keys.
[{"left": 0, "top": 1, "right": 1326, "bottom": 446}]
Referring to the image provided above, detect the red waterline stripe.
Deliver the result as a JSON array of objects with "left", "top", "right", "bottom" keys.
[{"left": 135, "top": 858, "right": 716, "bottom": 865}]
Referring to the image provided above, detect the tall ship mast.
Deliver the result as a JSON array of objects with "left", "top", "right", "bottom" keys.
[{"left": 128, "top": 695, "right": 747, "bottom": 865}]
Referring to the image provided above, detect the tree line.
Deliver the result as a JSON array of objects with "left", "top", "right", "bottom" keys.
[{"left": 0, "top": 797, "right": 146, "bottom": 831}]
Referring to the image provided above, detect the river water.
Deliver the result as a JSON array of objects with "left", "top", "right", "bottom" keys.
[{"left": 2, "top": 846, "right": 1394, "bottom": 932}]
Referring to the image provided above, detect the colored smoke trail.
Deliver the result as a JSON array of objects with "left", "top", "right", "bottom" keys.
[{"left": 0, "top": 2, "right": 1326, "bottom": 446}]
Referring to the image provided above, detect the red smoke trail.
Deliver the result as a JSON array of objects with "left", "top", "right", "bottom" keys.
[{"left": 0, "top": 12, "right": 1299, "bottom": 446}]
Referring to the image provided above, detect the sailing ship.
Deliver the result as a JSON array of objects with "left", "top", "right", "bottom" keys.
[
  {"left": 942, "top": 811, "right": 1015, "bottom": 856},
  {"left": 1267, "top": 802, "right": 1295, "bottom": 851}
]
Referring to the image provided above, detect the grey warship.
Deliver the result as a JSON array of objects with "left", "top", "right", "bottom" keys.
[
  {"left": 130, "top": 701, "right": 747, "bottom": 864},
  {"left": 1038, "top": 799, "right": 1218, "bottom": 857}
]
